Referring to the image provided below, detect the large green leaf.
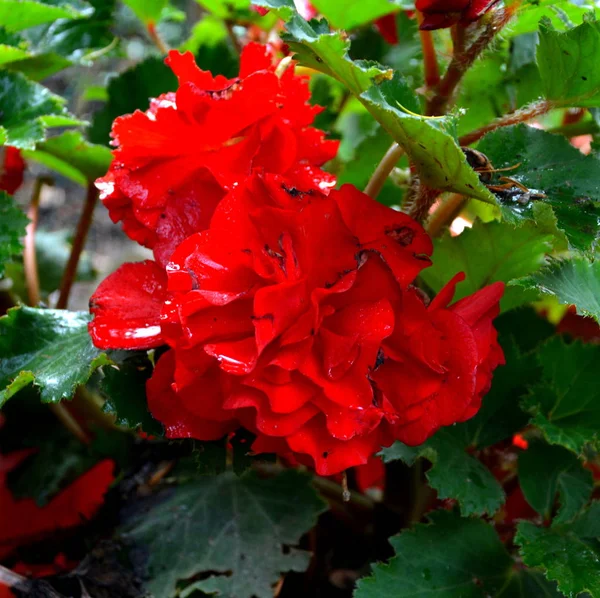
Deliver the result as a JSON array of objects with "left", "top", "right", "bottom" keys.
[
  {"left": 23, "top": 131, "right": 112, "bottom": 185},
  {"left": 0, "top": 69, "right": 82, "bottom": 149},
  {"left": 0, "top": 307, "right": 110, "bottom": 405},
  {"left": 519, "top": 440, "right": 593, "bottom": 524},
  {"left": 537, "top": 16, "right": 600, "bottom": 107},
  {"left": 522, "top": 338, "right": 600, "bottom": 455},
  {"left": 355, "top": 510, "right": 512, "bottom": 598},
  {"left": 382, "top": 430, "right": 504, "bottom": 517},
  {"left": 0, "top": 0, "right": 91, "bottom": 33},
  {"left": 509, "top": 1, "right": 591, "bottom": 37},
  {"left": 516, "top": 518, "right": 600, "bottom": 597},
  {"left": 477, "top": 125, "right": 600, "bottom": 251},
  {"left": 310, "top": 0, "right": 398, "bottom": 31},
  {"left": 122, "top": 470, "right": 326, "bottom": 598},
  {"left": 420, "top": 218, "right": 556, "bottom": 312},
  {"left": 0, "top": 191, "right": 28, "bottom": 277},
  {"left": 516, "top": 258, "right": 600, "bottom": 324},
  {"left": 252, "top": 6, "right": 495, "bottom": 203}
]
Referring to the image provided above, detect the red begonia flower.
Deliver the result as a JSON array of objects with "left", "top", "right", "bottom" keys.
[
  {"left": 96, "top": 43, "right": 338, "bottom": 265},
  {"left": 557, "top": 305, "right": 600, "bottom": 343},
  {"left": 0, "top": 454, "right": 114, "bottom": 559},
  {"left": 374, "top": 14, "right": 399, "bottom": 44},
  {"left": 131, "top": 174, "right": 501, "bottom": 475},
  {"left": 0, "top": 147, "right": 25, "bottom": 195},
  {"left": 415, "top": 0, "right": 501, "bottom": 30}
]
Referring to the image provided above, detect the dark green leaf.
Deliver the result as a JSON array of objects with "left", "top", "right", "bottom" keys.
[
  {"left": 0, "top": 0, "right": 92, "bottom": 33},
  {"left": 0, "top": 307, "right": 111, "bottom": 405},
  {"left": 516, "top": 258, "right": 600, "bottom": 324},
  {"left": 0, "top": 191, "right": 28, "bottom": 277},
  {"left": 382, "top": 430, "right": 505, "bottom": 517},
  {"left": 516, "top": 521, "right": 600, "bottom": 597},
  {"left": 519, "top": 440, "right": 593, "bottom": 524},
  {"left": 537, "top": 16, "right": 600, "bottom": 107},
  {"left": 477, "top": 124, "right": 600, "bottom": 251},
  {"left": 100, "top": 354, "right": 163, "bottom": 436},
  {"left": 496, "top": 569, "right": 564, "bottom": 597},
  {"left": 522, "top": 337, "right": 600, "bottom": 454},
  {"left": 23, "top": 131, "right": 112, "bottom": 185},
  {"left": 310, "top": 0, "right": 398, "bottom": 31},
  {"left": 420, "top": 218, "right": 556, "bottom": 312},
  {"left": 355, "top": 510, "right": 512, "bottom": 598},
  {"left": 122, "top": 470, "right": 326, "bottom": 598},
  {"left": 0, "top": 69, "right": 83, "bottom": 149},
  {"left": 89, "top": 57, "right": 178, "bottom": 145}
]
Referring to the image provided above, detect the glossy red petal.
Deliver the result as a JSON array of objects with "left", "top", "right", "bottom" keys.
[
  {"left": 89, "top": 260, "right": 167, "bottom": 350},
  {"left": 0, "top": 147, "right": 25, "bottom": 195}
]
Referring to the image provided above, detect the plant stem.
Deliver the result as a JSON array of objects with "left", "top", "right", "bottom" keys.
[
  {"left": 225, "top": 20, "right": 242, "bottom": 55},
  {"left": 56, "top": 182, "right": 98, "bottom": 310},
  {"left": 417, "top": 12, "right": 440, "bottom": 89},
  {"left": 426, "top": 7, "right": 515, "bottom": 116},
  {"left": 50, "top": 401, "right": 91, "bottom": 445},
  {"left": 147, "top": 22, "right": 169, "bottom": 54},
  {"left": 407, "top": 184, "right": 440, "bottom": 223},
  {"left": 0, "top": 565, "right": 27, "bottom": 592},
  {"left": 23, "top": 177, "right": 51, "bottom": 306},
  {"left": 364, "top": 143, "right": 405, "bottom": 199},
  {"left": 426, "top": 193, "right": 466, "bottom": 237},
  {"left": 458, "top": 99, "right": 554, "bottom": 146}
]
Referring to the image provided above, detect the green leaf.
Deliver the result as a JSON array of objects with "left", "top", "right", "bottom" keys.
[
  {"left": 420, "top": 218, "right": 555, "bottom": 312},
  {"left": 23, "top": 131, "right": 112, "bottom": 185},
  {"left": 516, "top": 258, "right": 600, "bottom": 324},
  {"left": 195, "top": 0, "right": 253, "bottom": 19},
  {"left": 0, "top": 0, "right": 91, "bottom": 33},
  {"left": 122, "top": 470, "right": 326, "bottom": 598},
  {"left": 0, "top": 307, "right": 110, "bottom": 405},
  {"left": 0, "top": 191, "right": 28, "bottom": 277},
  {"left": 355, "top": 510, "right": 512, "bottom": 598},
  {"left": 537, "top": 16, "right": 600, "bottom": 107},
  {"left": 100, "top": 354, "right": 164, "bottom": 436},
  {"left": 477, "top": 125, "right": 600, "bottom": 251},
  {"left": 0, "top": 69, "right": 83, "bottom": 149},
  {"left": 516, "top": 520, "right": 600, "bottom": 597},
  {"left": 522, "top": 337, "right": 600, "bottom": 455},
  {"left": 256, "top": 11, "right": 494, "bottom": 203},
  {"left": 310, "top": 0, "right": 398, "bottom": 31},
  {"left": 496, "top": 569, "right": 564, "bottom": 597},
  {"left": 382, "top": 430, "right": 505, "bottom": 517},
  {"left": 122, "top": 0, "right": 167, "bottom": 25},
  {"left": 509, "top": 1, "right": 591, "bottom": 37},
  {"left": 519, "top": 440, "right": 593, "bottom": 524},
  {"left": 89, "top": 56, "right": 178, "bottom": 145}
]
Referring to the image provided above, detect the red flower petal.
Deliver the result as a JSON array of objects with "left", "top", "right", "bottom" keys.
[{"left": 0, "top": 147, "right": 25, "bottom": 195}]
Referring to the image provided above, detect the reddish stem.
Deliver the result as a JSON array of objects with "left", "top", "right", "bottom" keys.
[
  {"left": 417, "top": 12, "right": 440, "bottom": 89},
  {"left": 56, "top": 182, "right": 98, "bottom": 310},
  {"left": 147, "top": 21, "right": 169, "bottom": 54}
]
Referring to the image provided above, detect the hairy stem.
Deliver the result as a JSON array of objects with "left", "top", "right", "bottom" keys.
[
  {"left": 407, "top": 184, "right": 441, "bottom": 223},
  {"left": 147, "top": 22, "right": 169, "bottom": 54},
  {"left": 459, "top": 99, "right": 554, "bottom": 146},
  {"left": 56, "top": 182, "right": 98, "bottom": 310},
  {"left": 426, "top": 193, "right": 467, "bottom": 237},
  {"left": 426, "top": 7, "right": 515, "bottom": 116},
  {"left": 364, "top": 143, "right": 406, "bottom": 199},
  {"left": 23, "top": 177, "right": 51, "bottom": 306},
  {"left": 417, "top": 13, "right": 440, "bottom": 89},
  {"left": 50, "top": 400, "right": 91, "bottom": 445}
]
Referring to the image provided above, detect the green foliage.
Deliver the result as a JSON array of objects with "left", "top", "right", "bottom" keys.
[
  {"left": 0, "top": 307, "right": 110, "bottom": 405},
  {"left": 537, "top": 16, "right": 600, "bottom": 107},
  {"left": 0, "top": 69, "right": 82, "bottom": 149},
  {"left": 122, "top": 0, "right": 167, "bottom": 24},
  {"left": 516, "top": 516, "right": 600, "bottom": 597},
  {"left": 0, "top": 191, "right": 28, "bottom": 278},
  {"left": 477, "top": 125, "right": 600, "bottom": 251},
  {"left": 0, "top": 0, "right": 92, "bottom": 33},
  {"left": 23, "top": 131, "right": 112, "bottom": 185},
  {"left": 382, "top": 430, "right": 505, "bottom": 517},
  {"left": 420, "top": 218, "right": 556, "bottom": 311},
  {"left": 122, "top": 470, "right": 326, "bottom": 598},
  {"left": 519, "top": 440, "right": 593, "bottom": 524},
  {"left": 309, "top": 0, "right": 398, "bottom": 31},
  {"left": 355, "top": 510, "right": 513, "bottom": 598},
  {"left": 100, "top": 354, "right": 164, "bottom": 436},
  {"left": 516, "top": 258, "right": 600, "bottom": 324},
  {"left": 523, "top": 337, "right": 600, "bottom": 454}
]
